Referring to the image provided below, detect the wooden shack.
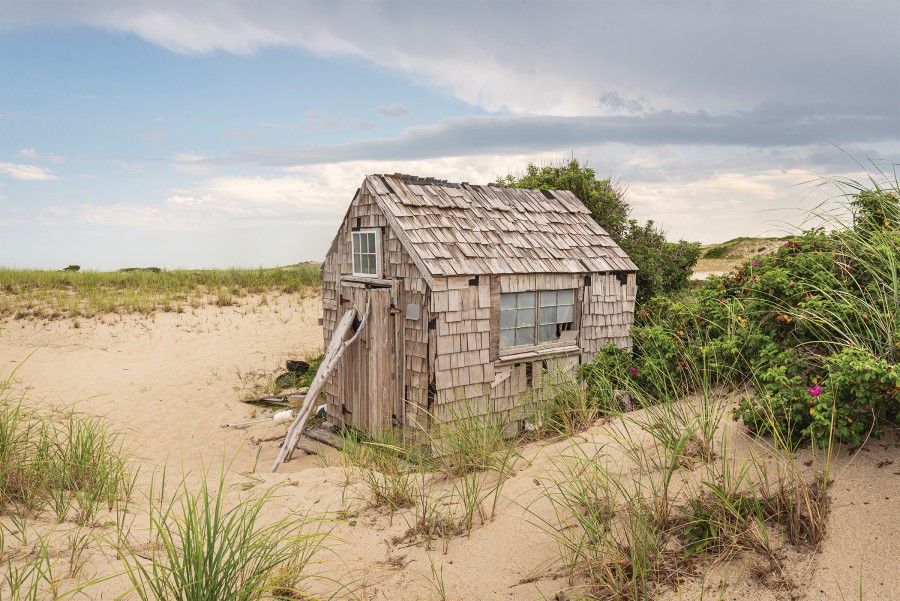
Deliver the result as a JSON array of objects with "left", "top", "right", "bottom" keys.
[{"left": 319, "top": 174, "right": 638, "bottom": 437}]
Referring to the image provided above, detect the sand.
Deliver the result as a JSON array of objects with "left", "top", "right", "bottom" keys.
[{"left": 1, "top": 292, "right": 898, "bottom": 600}]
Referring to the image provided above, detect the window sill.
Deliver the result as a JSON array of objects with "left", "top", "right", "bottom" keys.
[
  {"left": 341, "top": 275, "right": 393, "bottom": 288},
  {"left": 496, "top": 344, "right": 581, "bottom": 365}
]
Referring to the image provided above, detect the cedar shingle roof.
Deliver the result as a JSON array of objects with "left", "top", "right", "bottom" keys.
[{"left": 365, "top": 174, "right": 638, "bottom": 278}]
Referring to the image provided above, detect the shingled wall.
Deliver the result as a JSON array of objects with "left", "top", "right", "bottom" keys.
[
  {"left": 428, "top": 271, "right": 636, "bottom": 434},
  {"left": 320, "top": 183, "right": 431, "bottom": 433},
  {"left": 581, "top": 272, "right": 638, "bottom": 357}
]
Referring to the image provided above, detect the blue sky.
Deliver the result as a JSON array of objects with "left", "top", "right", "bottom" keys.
[{"left": 1, "top": 1, "right": 898, "bottom": 269}]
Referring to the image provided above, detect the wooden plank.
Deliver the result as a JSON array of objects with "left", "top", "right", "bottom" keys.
[
  {"left": 340, "top": 275, "right": 395, "bottom": 287},
  {"left": 271, "top": 305, "right": 361, "bottom": 472},
  {"left": 345, "top": 287, "right": 368, "bottom": 432},
  {"left": 368, "top": 287, "right": 393, "bottom": 432},
  {"left": 496, "top": 345, "right": 581, "bottom": 365},
  {"left": 393, "top": 281, "right": 405, "bottom": 435}
]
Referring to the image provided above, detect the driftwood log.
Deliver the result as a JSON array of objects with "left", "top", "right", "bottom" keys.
[{"left": 270, "top": 300, "right": 371, "bottom": 472}]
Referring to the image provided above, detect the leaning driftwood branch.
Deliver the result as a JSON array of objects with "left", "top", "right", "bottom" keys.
[{"left": 270, "top": 299, "right": 371, "bottom": 472}]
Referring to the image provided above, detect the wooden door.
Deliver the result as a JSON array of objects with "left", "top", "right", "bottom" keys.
[{"left": 339, "top": 282, "right": 400, "bottom": 435}]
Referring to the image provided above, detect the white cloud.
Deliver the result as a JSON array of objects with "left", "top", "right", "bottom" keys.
[
  {"left": 627, "top": 170, "right": 810, "bottom": 241},
  {"left": 172, "top": 152, "right": 205, "bottom": 162},
  {"left": 41, "top": 171, "right": 356, "bottom": 230},
  {"left": 17, "top": 148, "right": 65, "bottom": 163},
  {"left": 38, "top": 158, "right": 528, "bottom": 232},
  {"left": 34, "top": 150, "right": 857, "bottom": 246},
  {"left": 0, "top": 162, "right": 59, "bottom": 181},
  {"left": 166, "top": 194, "right": 209, "bottom": 206}
]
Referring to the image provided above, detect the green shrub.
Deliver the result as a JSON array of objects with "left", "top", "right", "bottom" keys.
[
  {"left": 736, "top": 346, "right": 900, "bottom": 447},
  {"left": 620, "top": 220, "right": 702, "bottom": 305},
  {"left": 580, "top": 168, "right": 900, "bottom": 447}
]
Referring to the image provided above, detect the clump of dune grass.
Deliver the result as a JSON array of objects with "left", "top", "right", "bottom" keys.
[
  {"left": 536, "top": 413, "right": 826, "bottom": 598},
  {"left": 538, "top": 443, "right": 679, "bottom": 600},
  {"left": 339, "top": 428, "right": 422, "bottom": 513},
  {"left": 531, "top": 365, "right": 612, "bottom": 437},
  {"left": 0, "top": 264, "right": 320, "bottom": 320},
  {"left": 429, "top": 403, "right": 520, "bottom": 478},
  {"left": 0, "top": 369, "right": 133, "bottom": 526},
  {"left": 337, "top": 403, "right": 521, "bottom": 553},
  {"left": 0, "top": 366, "right": 135, "bottom": 600},
  {"left": 2, "top": 532, "right": 57, "bottom": 601},
  {"left": 119, "top": 465, "right": 330, "bottom": 601}
]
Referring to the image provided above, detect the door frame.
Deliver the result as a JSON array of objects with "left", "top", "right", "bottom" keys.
[{"left": 338, "top": 279, "right": 402, "bottom": 435}]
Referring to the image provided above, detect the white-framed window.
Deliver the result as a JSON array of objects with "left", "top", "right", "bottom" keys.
[
  {"left": 499, "top": 289, "right": 575, "bottom": 349},
  {"left": 351, "top": 229, "right": 381, "bottom": 277}
]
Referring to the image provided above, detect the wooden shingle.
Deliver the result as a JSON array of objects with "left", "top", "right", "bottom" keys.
[{"left": 365, "top": 175, "right": 637, "bottom": 278}]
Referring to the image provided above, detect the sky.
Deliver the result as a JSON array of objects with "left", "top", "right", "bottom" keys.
[{"left": 1, "top": 0, "right": 898, "bottom": 270}]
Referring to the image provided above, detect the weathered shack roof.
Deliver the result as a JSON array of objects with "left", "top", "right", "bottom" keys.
[{"left": 363, "top": 174, "right": 638, "bottom": 279}]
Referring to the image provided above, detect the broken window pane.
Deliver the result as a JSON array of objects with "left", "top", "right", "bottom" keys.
[{"left": 538, "top": 324, "right": 557, "bottom": 342}]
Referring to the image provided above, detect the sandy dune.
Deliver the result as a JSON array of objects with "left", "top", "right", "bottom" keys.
[
  {"left": 1, "top": 294, "right": 323, "bottom": 474},
  {"left": 1, "top": 293, "right": 898, "bottom": 600}
]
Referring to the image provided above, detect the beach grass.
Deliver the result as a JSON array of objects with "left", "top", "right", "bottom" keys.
[
  {"left": 336, "top": 403, "right": 522, "bottom": 553},
  {"left": 0, "top": 371, "right": 134, "bottom": 526},
  {"left": 118, "top": 465, "right": 330, "bottom": 601},
  {"left": 0, "top": 264, "right": 321, "bottom": 319}
]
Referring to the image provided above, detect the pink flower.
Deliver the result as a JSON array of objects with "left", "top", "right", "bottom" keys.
[
  {"left": 751, "top": 259, "right": 761, "bottom": 267},
  {"left": 808, "top": 385, "right": 822, "bottom": 397},
  {"left": 630, "top": 367, "right": 638, "bottom": 376}
]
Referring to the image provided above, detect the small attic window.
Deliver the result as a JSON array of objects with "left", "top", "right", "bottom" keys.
[{"left": 351, "top": 229, "right": 381, "bottom": 277}]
